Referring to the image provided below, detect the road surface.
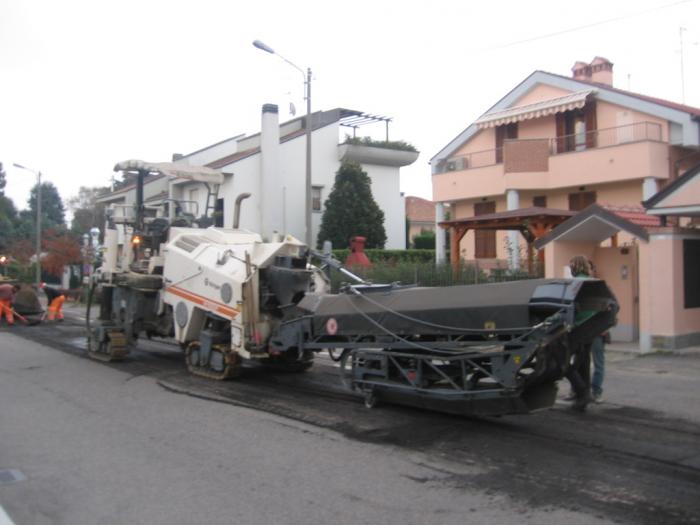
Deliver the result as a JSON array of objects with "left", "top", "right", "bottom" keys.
[{"left": 1, "top": 306, "right": 699, "bottom": 524}]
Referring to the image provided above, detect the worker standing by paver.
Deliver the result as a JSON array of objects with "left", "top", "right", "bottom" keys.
[
  {"left": 0, "top": 283, "right": 19, "bottom": 326},
  {"left": 41, "top": 282, "right": 66, "bottom": 321}
]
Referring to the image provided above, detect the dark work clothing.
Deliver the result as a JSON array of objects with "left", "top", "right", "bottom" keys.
[
  {"left": 566, "top": 343, "right": 591, "bottom": 408},
  {"left": 43, "top": 286, "right": 63, "bottom": 302}
]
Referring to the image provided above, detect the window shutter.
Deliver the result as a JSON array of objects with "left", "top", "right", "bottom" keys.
[
  {"left": 495, "top": 126, "right": 505, "bottom": 163},
  {"left": 568, "top": 191, "right": 597, "bottom": 211},
  {"left": 584, "top": 101, "right": 597, "bottom": 148},
  {"left": 555, "top": 113, "right": 566, "bottom": 153}
]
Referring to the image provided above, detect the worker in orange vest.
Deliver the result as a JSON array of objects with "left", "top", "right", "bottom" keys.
[
  {"left": 0, "top": 283, "right": 19, "bottom": 326},
  {"left": 41, "top": 283, "right": 66, "bottom": 321}
]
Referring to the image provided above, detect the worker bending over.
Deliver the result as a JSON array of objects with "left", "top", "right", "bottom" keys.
[
  {"left": 0, "top": 283, "right": 19, "bottom": 326},
  {"left": 41, "top": 283, "right": 66, "bottom": 321}
]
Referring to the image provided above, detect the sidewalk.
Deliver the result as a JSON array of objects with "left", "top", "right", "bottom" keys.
[
  {"left": 606, "top": 340, "right": 700, "bottom": 358},
  {"left": 578, "top": 340, "right": 700, "bottom": 424}
]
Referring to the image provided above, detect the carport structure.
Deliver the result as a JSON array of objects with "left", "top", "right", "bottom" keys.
[{"left": 439, "top": 207, "right": 576, "bottom": 273}]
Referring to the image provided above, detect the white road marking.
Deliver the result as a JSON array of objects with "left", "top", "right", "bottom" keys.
[{"left": 0, "top": 506, "right": 16, "bottom": 525}]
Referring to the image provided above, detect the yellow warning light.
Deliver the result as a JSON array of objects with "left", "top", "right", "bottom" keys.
[{"left": 131, "top": 235, "right": 142, "bottom": 245}]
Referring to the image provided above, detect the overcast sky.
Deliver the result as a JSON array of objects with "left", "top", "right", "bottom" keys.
[{"left": 1, "top": 0, "right": 698, "bottom": 215}]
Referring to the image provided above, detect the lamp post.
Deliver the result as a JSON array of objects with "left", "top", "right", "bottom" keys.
[
  {"left": 13, "top": 163, "right": 42, "bottom": 288},
  {"left": 253, "top": 39, "right": 313, "bottom": 248}
]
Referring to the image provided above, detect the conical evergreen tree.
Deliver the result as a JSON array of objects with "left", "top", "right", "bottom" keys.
[{"left": 317, "top": 160, "right": 386, "bottom": 249}]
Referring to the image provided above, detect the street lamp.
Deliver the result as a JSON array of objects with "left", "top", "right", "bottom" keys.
[
  {"left": 13, "top": 163, "right": 42, "bottom": 288},
  {"left": 253, "top": 39, "right": 313, "bottom": 248}
]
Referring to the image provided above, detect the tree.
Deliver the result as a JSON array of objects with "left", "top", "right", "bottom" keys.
[
  {"left": 67, "top": 185, "right": 109, "bottom": 235},
  {"left": 0, "top": 162, "right": 6, "bottom": 195},
  {"left": 7, "top": 238, "right": 34, "bottom": 265},
  {"left": 28, "top": 181, "right": 66, "bottom": 230},
  {"left": 42, "top": 230, "right": 82, "bottom": 278},
  {"left": 0, "top": 163, "right": 17, "bottom": 251},
  {"left": 317, "top": 160, "right": 387, "bottom": 249},
  {"left": 0, "top": 196, "right": 17, "bottom": 251}
]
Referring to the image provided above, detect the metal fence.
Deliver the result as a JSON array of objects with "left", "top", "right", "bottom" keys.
[{"left": 550, "top": 121, "right": 663, "bottom": 154}]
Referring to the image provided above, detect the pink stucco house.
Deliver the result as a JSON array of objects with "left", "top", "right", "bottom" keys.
[{"left": 431, "top": 57, "right": 700, "bottom": 351}]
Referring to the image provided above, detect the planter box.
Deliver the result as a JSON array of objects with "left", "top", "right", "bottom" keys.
[{"left": 338, "top": 144, "right": 419, "bottom": 167}]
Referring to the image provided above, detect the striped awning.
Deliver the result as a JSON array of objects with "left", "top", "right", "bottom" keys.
[{"left": 475, "top": 90, "right": 596, "bottom": 129}]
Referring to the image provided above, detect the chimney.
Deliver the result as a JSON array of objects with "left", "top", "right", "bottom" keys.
[
  {"left": 571, "top": 61, "right": 591, "bottom": 81},
  {"left": 589, "top": 56, "right": 613, "bottom": 86},
  {"left": 572, "top": 57, "right": 614, "bottom": 87},
  {"left": 260, "top": 103, "right": 284, "bottom": 240}
]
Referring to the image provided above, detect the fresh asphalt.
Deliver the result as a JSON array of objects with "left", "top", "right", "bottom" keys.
[{"left": 1, "top": 302, "right": 699, "bottom": 525}]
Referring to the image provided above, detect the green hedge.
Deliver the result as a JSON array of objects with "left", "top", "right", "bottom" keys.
[
  {"left": 325, "top": 260, "right": 492, "bottom": 291},
  {"left": 412, "top": 231, "right": 436, "bottom": 250}
]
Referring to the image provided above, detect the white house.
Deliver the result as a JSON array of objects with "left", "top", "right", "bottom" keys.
[{"left": 170, "top": 105, "right": 418, "bottom": 249}]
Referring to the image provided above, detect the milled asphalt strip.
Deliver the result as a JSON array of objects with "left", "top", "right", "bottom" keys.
[{"left": 0, "top": 506, "right": 16, "bottom": 525}]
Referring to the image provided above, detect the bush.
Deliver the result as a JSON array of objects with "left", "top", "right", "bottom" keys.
[
  {"left": 325, "top": 260, "right": 490, "bottom": 292},
  {"left": 3, "top": 261, "right": 36, "bottom": 283},
  {"left": 412, "top": 231, "right": 436, "bottom": 250},
  {"left": 343, "top": 135, "right": 418, "bottom": 153}
]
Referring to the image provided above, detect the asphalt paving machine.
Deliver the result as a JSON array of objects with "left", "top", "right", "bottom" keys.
[{"left": 87, "top": 159, "right": 618, "bottom": 416}]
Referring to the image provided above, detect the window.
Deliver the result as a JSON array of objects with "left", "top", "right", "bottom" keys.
[
  {"left": 312, "top": 186, "right": 323, "bottom": 212},
  {"left": 188, "top": 189, "right": 199, "bottom": 215},
  {"left": 214, "top": 198, "right": 224, "bottom": 227},
  {"left": 474, "top": 201, "right": 496, "bottom": 258},
  {"left": 533, "top": 195, "right": 547, "bottom": 208},
  {"left": 684, "top": 240, "right": 700, "bottom": 308},
  {"left": 555, "top": 102, "right": 597, "bottom": 153},
  {"left": 568, "top": 191, "right": 596, "bottom": 211}
]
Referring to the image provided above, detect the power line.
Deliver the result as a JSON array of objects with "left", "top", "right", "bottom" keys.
[{"left": 474, "top": 0, "right": 695, "bottom": 52}]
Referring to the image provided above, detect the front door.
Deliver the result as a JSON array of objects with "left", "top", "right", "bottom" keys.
[{"left": 594, "top": 246, "right": 639, "bottom": 342}]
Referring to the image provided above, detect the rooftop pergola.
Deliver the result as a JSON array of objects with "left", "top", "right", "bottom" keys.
[
  {"left": 339, "top": 109, "right": 393, "bottom": 140},
  {"left": 439, "top": 207, "right": 577, "bottom": 272}
]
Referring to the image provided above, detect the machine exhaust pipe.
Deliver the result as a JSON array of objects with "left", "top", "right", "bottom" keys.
[
  {"left": 135, "top": 169, "right": 146, "bottom": 232},
  {"left": 233, "top": 193, "right": 251, "bottom": 229}
]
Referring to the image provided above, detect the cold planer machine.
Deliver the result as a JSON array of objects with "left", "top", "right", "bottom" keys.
[
  {"left": 87, "top": 159, "right": 617, "bottom": 417},
  {"left": 270, "top": 278, "right": 618, "bottom": 416}
]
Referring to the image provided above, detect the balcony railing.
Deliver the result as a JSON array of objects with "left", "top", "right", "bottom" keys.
[
  {"left": 442, "top": 148, "right": 501, "bottom": 171},
  {"left": 550, "top": 121, "right": 663, "bottom": 154},
  {"left": 438, "top": 121, "right": 665, "bottom": 174}
]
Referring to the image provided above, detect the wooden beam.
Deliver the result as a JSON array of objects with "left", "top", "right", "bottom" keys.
[{"left": 450, "top": 226, "right": 468, "bottom": 271}]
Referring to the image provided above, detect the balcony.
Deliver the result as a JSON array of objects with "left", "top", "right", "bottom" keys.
[
  {"left": 433, "top": 122, "right": 668, "bottom": 202},
  {"left": 550, "top": 121, "right": 663, "bottom": 154},
  {"left": 338, "top": 137, "right": 419, "bottom": 167}
]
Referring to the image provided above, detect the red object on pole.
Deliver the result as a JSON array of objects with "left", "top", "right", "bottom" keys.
[{"left": 344, "top": 236, "right": 372, "bottom": 267}]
